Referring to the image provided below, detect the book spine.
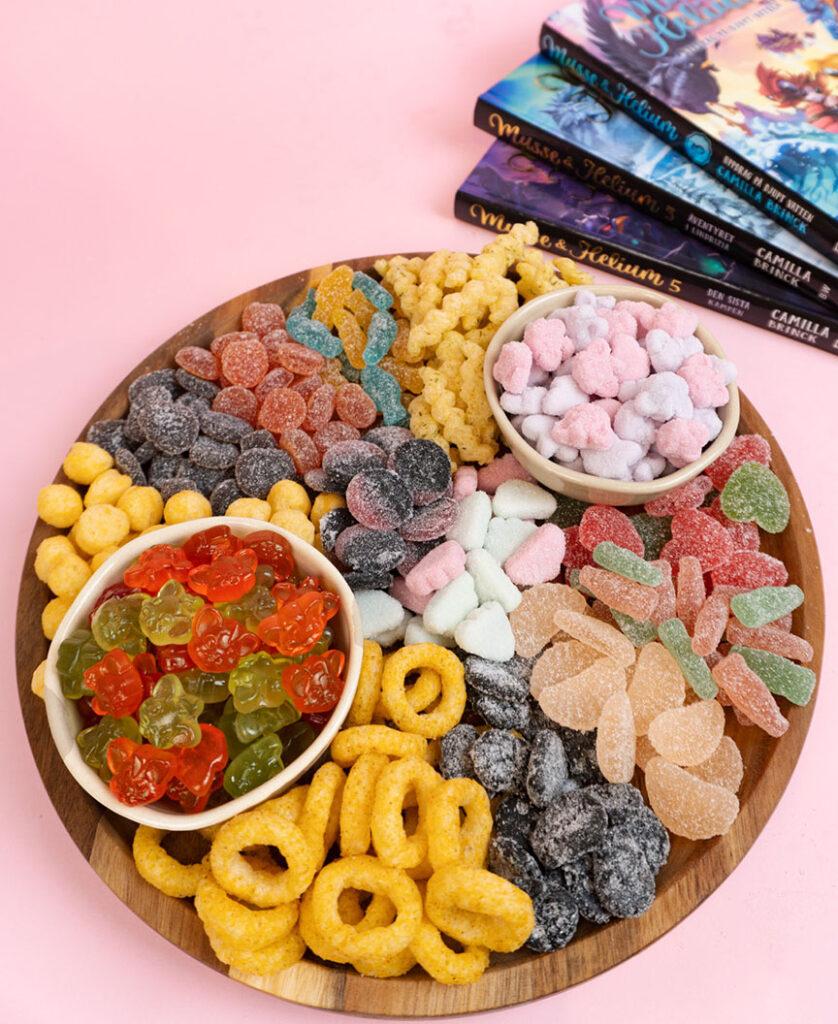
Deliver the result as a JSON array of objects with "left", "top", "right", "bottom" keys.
[
  {"left": 474, "top": 97, "right": 838, "bottom": 313},
  {"left": 454, "top": 189, "right": 838, "bottom": 357},
  {"left": 538, "top": 21, "right": 838, "bottom": 268}
]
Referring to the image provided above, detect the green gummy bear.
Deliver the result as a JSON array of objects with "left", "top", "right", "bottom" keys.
[
  {"left": 352, "top": 271, "right": 393, "bottom": 311},
  {"left": 657, "top": 617, "right": 718, "bottom": 700},
  {"left": 362, "top": 310, "right": 398, "bottom": 365},
  {"left": 729, "top": 645, "right": 816, "bottom": 706},
  {"left": 179, "top": 667, "right": 231, "bottom": 704},
  {"left": 223, "top": 733, "right": 285, "bottom": 797},
  {"left": 730, "top": 585, "right": 804, "bottom": 629},
  {"left": 630, "top": 513, "right": 672, "bottom": 561},
  {"left": 548, "top": 495, "right": 591, "bottom": 529},
  {"left": 216, "top": 697, "right": 248, "bottom": 761},
  {"left": 360, "top": 364, "right": 406, "bottom": 424},
  {"left": 720, "top": 461, "right": 790, "bottom": 533},
  {"left": 611, "top": 609, "right": 658, "bottom": 648},
  {"left": 218, "top": 584, "right": 277, "bottom": 633},
  {"left": 91, "top": 594, "right": 147, "bottom": 656},
  {"left": 234, "top": 702, "right": 300, "bottom": 745},
  {"left": 277, "top": 720, "right": 316, "bottom": 765},
  {"left": 592, "top": 541, "right": 663, "bottom": 586},
  {"left": 77, "top": 715, "right": 140, "bottom": 774},
  {"left": 138, "top": 673, "right": 204, "bottom": 748},
  {"left": 139, "top": 579, "right": 204, "bottom": 645},
  {"left": 56, "top": 628, "right": 105, "bottom": 699},
  {"left": 228, "top": 651, "right": 294, "bottom": 714}
]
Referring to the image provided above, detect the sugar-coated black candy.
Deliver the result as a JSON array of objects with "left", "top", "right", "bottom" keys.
[
  {"left": 548, "top": 495, "right": 591, "bottom": 529},
  {"left": 338, "top": 527, "right": 406, "bottom": 573},
  {"left": 86, "top": 419, "right": 131, "bottom": 455},
  {"left": 319, "top": 508, "right": 356, "bottom": 553},
  {"left": 469, "top": 730, "right": 529, "bottom": 795},
  {"left": 131, "top": 440, "right": 158, "bottom": 465},
  {"left": 124, "top": 405, "right": 147, "bottom": 444},
  {"left": 527, "top": 879, "right": 580, "bottom": 952},
  {"left": 322, "top": 440, "right": 387, "bottom": 490},
  {"left": 488, "top": 836, "right": 545, "bottom": 899},
  {"left": 398, "top": 497, "right": 458, "bottom": 542},
  {"left": 471, "top": 690, "right": 532, "bottom": 732},
  {"left": 177, "top": 461, "right": 229, "bottom": 498},
  {"left": 176, "top": 392, "right": 211, "bottom": 415},
  {"left": 210, "top": 478, "right": 242, "bottom": 517},
  {"left": 556, "top": 723, "right": 606, "bottom": 785},
  {"left": 464, "top": 656, "right": 529, "bottom": 702},
  {"left": 235, "top": 448, "right": 295, "bottom": 499},
  {"left": 148, "top": 454, "right": 184, "bottom": 487},
  {"left": 530, "top": 790, "right": 608, "bottom": 868},
  {"left": 439, "top": 724, "right": 479, "bottom": 780},
  {"left": 343, "top": 571, "right": 394, "bottom": 591},
  {"left": 175, "top": 368, "right": 220, "bottom": 401},
  {"left": 493, "top": 794, "right": 534, "bottom": 844},
  {"left": 396, "top": 539, "right": 441, "bottom": 577},
  {"left": 346, "top": 469, "right": 414, "bottom": 531},
  {"left": 560, "top": 856, "right": 611, "bottom": 924},
  {"left": 362, "top": 425, "right": 414, "bottom": 455},
  {"left": 113, "top": 447, "right": 147, "bottom": 487},
  {"left": 392, "top": 438, "right": 451, "bottom": 497},
  {"left": 240, "top": 429, "right": 279, "bottom": 451},
  {"left": 199, "top": 409, "right": 253, "bottom": 443},
  {"left": 612, "top": 806, "right": 670, "bottom": 875},
  {"left": 526, "top": 730, "right": 569, "bottom": 809},
  {"left": 158, "top": 477, "right": 193, "bottom": 502},
  {"left": 591, "top": 830, "right": 656, "bottom": 919},
  {"left": 127, "top": 369, "right": 179, "bottom": 405},
  {"left": 585, "top": 783, "right": 645, "bottom": 823},
  {"left": 131, "top": 384, "right": 176, "bottom": 413},
  {"left": 140, "top": 402, "right": 200, "bottom": 456},
  {"left": 190, "top": 436, "right": 239, "bottom": 471}
]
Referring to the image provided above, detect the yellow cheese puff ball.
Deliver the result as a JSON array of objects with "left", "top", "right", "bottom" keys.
[
  {"left": 268, "top": 480, "right": 311, "bottom": 517},
  {"left": 46, "top": 552, "right": 91, "bottom": 600},
  {"left": 90, "top": 546, "right": 119, "bottom": 572},
  {"left": 73, "top": 505, "right": 131, "bottom": 555},
  {"left": 63, "top": 442, "right": 114, "bottom": 485},
  {"left": 42, "top": 596, "right": 72, "bottom": 640},
  {"left": 310, "top": 492, "right": 346, "bottom": 530},
  {"left": 34, "top": 535, "right": 76, "bottom": 582},
  {"left": 163, "top": 490, "right": 212, "bottom": 524},
  {"left": 31, "top": 660, "right": 47, "bottom": 700},
  {"left": 84, "top": 469, "right": 132, "bottom": 507},
  {"left": 270, "top": 509, "right": 315, "bottom": 544},
  {"left": 37, "top": 484, "right": 84, "bottom": 528},
  {"left": 117, "top": 486, "right": 164, "bottom": 531},
  {"left": 225, "top": 497, "right": 272, "bottom": 521}
]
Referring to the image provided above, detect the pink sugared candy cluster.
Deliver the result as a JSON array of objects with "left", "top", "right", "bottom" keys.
[{"left": 492, "top": 291, "right": 736, "bottom": 481}]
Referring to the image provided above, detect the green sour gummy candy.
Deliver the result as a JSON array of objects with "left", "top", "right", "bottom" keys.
[
  {"left": 720, "top": 461, "right": 790, "bottom": 533},
  {"left": 730, "top": 585, "right": 804, "bottom": 628},
  {"left": 658, "top": 617, "right": 718, "bottom": 700},
  {"left": 729, "top": 645, "right": 816, "bottom": 706}
]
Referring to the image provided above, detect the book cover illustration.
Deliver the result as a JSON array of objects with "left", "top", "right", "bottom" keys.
[
  {"left": 542, "top": 1, "right": 838, "bottom": 229},
  {"left": 455, "top": 139, "right": 838, "bottom": 353}
]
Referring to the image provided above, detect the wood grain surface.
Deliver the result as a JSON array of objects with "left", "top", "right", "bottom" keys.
[{"left": 15, "top": 258, "right": 825, "bottom": 1016}]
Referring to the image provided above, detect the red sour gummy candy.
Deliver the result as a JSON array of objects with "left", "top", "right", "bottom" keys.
[
  {"left": 313, "top": 421, "right": 361, "bottom": 453},
  {"left": 643, "top": 475, "right": 713, "bottom": 517},
  {"left": 670, "top": 509, "right": 735, "bottom": 572},
  {"left": 84, "top": 649, "right": 145, "bottom": 717},
  {"left": 291, "top": 375, "right": 323, "bottom": 402},
  {"left": 211, "top": 331, "right": 258, "bottom": 358},
  {"left": 303, "top": 384, "right": 337, "bottom": 433},
  {"left": 242, "top": 302, "right": 286, "bottom": 337},
  {"left": 280, "top": 429, "right": 322, "bottom": 474},
  {"left": 253, "top": 366, "right": 295, "bottom": 403},
  {"left": 212, "top": 386, "right": 259, "bottom": 425},
  {"left": 107, "top": 737, "right": 178, "bottom": 806},
  {"left": 258, "top": 388, "right": 307, "bottom": 433},
  {"left": 335, "top": 383, "right": 377, "bottom": 429},
  {"left": 578, "top": 506, "right": 644, "bottom": 557},
  {"left": 282, "top": 649, "right": 345, "bottom": 713},
  {"left": 562, "top": 526, "right": 596, "bottom": 570},
  {"left": 174, "top": 346, "right": 220, "bottom": 381},
  {"left": 220, "top": 337, "right": 269, "bottom": 388},
  {"left": 187, "top": 606, "right": 260, "bottom": 673},
  {"left": 711, "top": 551, "right": 789, "bottom": 589},
  {"left": 124, "top": 544, "right": 194, "bottom": 594},
  {"left": 187, "top": 548, "right": 258, "bottom": 603},
  {"left": 706, "top": 434, "right": 771, "bottom": 490},
  {"left": 275, "top": 341, "right": 325, "bottom": 376}
]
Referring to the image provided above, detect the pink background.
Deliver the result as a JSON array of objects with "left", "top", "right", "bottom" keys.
[{"left": 2, "top": 2, "right": 835, "bottom": 1021}]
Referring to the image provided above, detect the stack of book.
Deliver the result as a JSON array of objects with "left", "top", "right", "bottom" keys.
[{"left": 455, "top": 0, "right": 838, "bottom": 355}]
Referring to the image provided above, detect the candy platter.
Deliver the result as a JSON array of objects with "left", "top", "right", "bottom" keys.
[{"left": 16, "top": 254, "right": 824, "bottom": 1015}]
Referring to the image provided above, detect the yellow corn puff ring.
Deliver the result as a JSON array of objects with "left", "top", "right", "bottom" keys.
[
  {"left": 373, "top": 666, "right": 442, "bottom": 721},
  {"left": 347, "top": 640, "right": 383, "bottom": 727},
  {"left": 425, "top": 864, "right": 535, "bottom": 953},
  {"left": 194, "top": 875, "right": 299, "bottom": 950},
  {"left": 261, "top": 784, "right": 309, "bottom": 823},
  {"left": 330, "top": 724, "right": 428, "bottom": 766},
  {"left": 205, "top": 923, "right": 306, "bottom": 974},
  {"left": 370, "top": 756, "right": 441, "bottom": 870},
  {"left": 380, "top": 644, "right": 466, "bottom": 738},
  {"left": 298, "top": 762, "right": 345, "bottom": 868},
  {"left": 340, "top": 751, "right": 390, "bottom": 856},
  {"left": 426, "top": 778, "right": 492, "bottom": 870},
  {"left": 210, "top": 808, "right": 319, "bottom": 908},
  {"left": 409, "top": 916, "right": 490, "bottom": 985},
  {"left": 309, "top": 855, "right": 422, "bottom": 960},
  {"left": 298, "top": 888, "right": 401, "bottom": 967},
  {"left": 352, "top": 947, "right": 417, "bottom": 978},
  {"left": 132, "top": 825, "right": 209, "bottom": 898}
]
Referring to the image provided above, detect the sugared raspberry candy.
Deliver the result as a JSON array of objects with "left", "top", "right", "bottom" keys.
[
  {"left": 655, "top": 418, "right": 709, "bottom": 468},
  {"left": 578, "top": 505, "right": 644, "bottom": 556},
  {"left": 242, "top": 301, "right": 286, "bottom": 336},
  {"left": 551, "top": 403, "right": 614, "bottom": 451},
  {"left": 493, "top": 341, "right": 532, "bottom": 395},
  {"left": 652, "top": 301, "right": 698, "bottom": 339},
  {"left": 609, "top": 332, "right": 649, "bottom": 382},
  {"left": 220, "top": 337, "right": 269, "bottom": 388},
  {"left": 614, "top": 299, "right": 657, "bottom": 336},
  {"left": 523, "top": 317, "right": 572, "bottom": 371},
  {"left": 572, "top": 338, "right": 619, "bottom": 398},
  {"left": 670, "top": 509, "right": 735, "bottom": 572},
  {"left": 644, "top": 475, "right": 713, "bottom": 516},
  {"left": 562, "top": 525, "right": 595, "bottom": 569},
  {"left": 711, "top": 551, "right": 788, "bottom": 589},
  {"left": 677, "top": 353, "right": 728, "bottom": 408}
]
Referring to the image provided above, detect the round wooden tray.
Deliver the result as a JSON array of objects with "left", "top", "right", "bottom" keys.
[{"left": 16, "top": 257, "right": 824, "bottom": 1016}]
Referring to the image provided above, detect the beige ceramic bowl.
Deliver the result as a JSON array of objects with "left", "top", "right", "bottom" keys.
[
  {"left": 484, "top": 285, "right": 739, "bottom": 505},
  {"left": 43, "top": 517, "right": 363, "bottom": 831}
]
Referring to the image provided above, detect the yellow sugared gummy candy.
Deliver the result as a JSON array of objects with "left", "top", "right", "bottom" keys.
[
  {"left": 42, "top": 596, "right": 72, "bottom": 640},
  {"left": 84, "top": 469, "right": 132, "bottom": 507},
  {"left": 268, "top": 480, "right": 311, "bottom": 517},
  {"left": 73, "top": 504, "right": 131, "bottom": 555},
  {"left": 163, "top": 490, "right": 212, "bottom": 524},
  {"left": 310, "top": 493, "right": 346, "bottom": 529},
  {"left": 34, "top": 535, "right": 76, "bottom": 582},
  {"left": 63, "top": 442, "right": 114, "bottom": 485},
  {"left": 225, "top": 498, "right": 272, "bottom": 521},
  {"left": 270, "top": 509, "right": 315, "bottom": 544},
  {"left": 37, "top": 484, "right": 83, "bottom": 528},
  {"left": 117, "top": 486, "right": 164, "bottom": 531},
  {"left": 46, "top": 551, "right": 91, "bottom": 600}
]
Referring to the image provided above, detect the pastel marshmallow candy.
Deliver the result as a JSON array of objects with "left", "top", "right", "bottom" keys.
[
  {"left": 632, "top": 453, "right": 667, "bottom": 482},
  {"left": 654, "top": 417, "right": 710, "bottom": 468},
  {"left": 404, "top": 539, "right": 467, "bottom": 597},
  {"left": 504, "top": 523, "right": 566, "bottom": 586},
  {"left": 476, "top": 453, "right": 534, "bottom": 494},
  {"left": 709, "top": 354, "right": 737, "bottom": 385},
  {"left": 542, "top": 376, "right": 589, "bottom": 417},
  {"left": 355, "top": 589, "right": 408, "bottom": 639},
  {"left": 645, "top": 328, "right": 703, "bottom": 373},
  {"left": 677, "top": 352, "right": 728, "bottom": 408},
  {"left": 389, "top": 576, "right": 431, "bottom": 616},
  {"left": 483, "top": 516, "right": 538, "bottom": 564},
  {"left": 465, "top": 548, "right": 522, "bottom": 613},
  {"left": 613, "top": 400, "right": 657, "bottom": 448},
  {"left": 492, "top": 341, "right": 532, "bottom": 394},
  {"left": 422, "top": 571, "right": 479, "bottom": 637},
  {"left": 565, "top": 306, "right": 609, "bottom": 351},
  {"left": 592, "top": 397, "right": 621, "bottom": 423},
  {"left": 652, "top": 301, "right": 698, "bottom": 339},
  {"left": 633, "top": 372, "right": 693, "bottom": 422},
  {"left": 600, "top": 307, "right": 638, "bottom": 337},
  {"left": 404, "top": 615, "right": 454, "bottom": 648},
  {"left": 693, "top": 405, "right": 723, "bottom": 442},
  {"left": 499, "top": 386, "right": 546, "bottom": 416},
  {"left": 445, "top": 490, "right": 492, "bottom": 552},
  {"left": 551, "top": 403, "right": 614, "bottom": 451},
  {"left": 581, "top": 437, "right": 645, "bottom": 481},
  {"left": 609, "top": 332, "right": 649, "bottom": 382},
  {"left": 452, "top": 465, "right": 478, "bottom": 500},
  {"left": 369, "top": 607, "right": 411, "bottom": 648},
  {"left": 572, "top": 338, "right": 619, "bottom": 398},
  {"left": 492, "top": 479, "right": 557, "bottom": 520},
  {"left": 454, "top": 601, "right": 516, "bottom": 662},
  {"left": 523, "top": 317, "right": 573, "bottom": 371},
  {"left": 614, "top": 299, "right": 657, "bottom": 335}
]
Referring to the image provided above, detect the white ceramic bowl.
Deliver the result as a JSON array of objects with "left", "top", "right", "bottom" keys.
[
  {"left": 43, "top": 517, "right": 363, "bottom": 831},
  {"left": 484, "top": 285, "right": 739, "bottom": 506}
]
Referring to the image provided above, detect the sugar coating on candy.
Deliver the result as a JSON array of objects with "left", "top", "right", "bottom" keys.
[
  {"left": 677, "top": 352, "right": 728, "bottom": 408},
  {"left": 397, "top": 538, "right": 441, "bottom": 577},
  {"left": 691, "top": 594, "right": 730, "bottom": 656},
  {"left": 527, "top": 881, "right": 580, "bottom": 952},
  {"left": 403, "top": 614, "right": 452, "bottom": 646},
  {"left": 241, "top": 301, "right": 286, "bottom": 336},
  {"left": 312, "top": 421, "right": 361, "bottom": 455},
  {"left": 278, "top": 428, "right": 320, "bottom": 474},
  {"left": 175, "top": 345, "right": 219, "bottom": 381},
  {"left": 645, "top": 756, "right": 739, "bottom": 840},
  {"left": 538, "top": 658, "right": 627, "bottom": 731},
  {"left": 706, "top": 433, "right": 771, "bottom": 490},
  {"left": 234, "top": 447, "right": 295, "bottom": 499},
  {"left": 592, "top": 542, "right": 662, "bottom": 587},
  {"left": 188, "top": 436, "right": 238, "bottom": 471},
  {"left": 465, "top": 655, "right": 530, "bottom": 703},
  {"left": 657, "top": 618, "right": 717, "bottom": 700},
  {"left": 335, "top": 525, "right": 406, "bottom": 574},
  {"left": 446, "top": 490, "right": 492, "bottom": 552},
  {"left": 720, "top": 461, "right": 790, "bottom": 534},
  {"left": 454, "top": 601, "right": 516, "bottom": 661},
  {"left": 596, "top": 690, "right": 636, "bottom": 784},
  {"left": 494, "top": 794, "right": 535, "bottom": 843},
  {"left": 404, "top": 540, "right": 466, "bottom": 598},
  {"left": 561, "top": 856, "right": 611, "bottom": 924},
  {"left": 422, "top": 571, "right": 479, "bottom": 637},
  {"left": 469, "top": 730, "right": 529, "bottom": 795},
  {"left": 552, "top": 610, "right": 636, "bottom": 669},
  {"left": 465, "top": 549, "right": 522, "bottom": 613},
  {"left": 128, "top": 369, "right": 179, "bottom": 404},
  {"left": 493, "top": 341, "right": 533, "bottom": 394},
  {"left": 591, "top": 829, "right": 655, "bottom": 918},
  {"left": 670, "top": 509, "right": 735, "bottom": 572},
  {"left": 579, "top": 566, "right": 659, "bottom": 621},
  {"left": 391, "top": 438, "right": 451, "bottom": 499},
  {"left": 505, "top": 523, "right": 566, "bottom": 587},
  {"left": 345, "top": 469, "right": 414, "bottom": 531},
  {"left": 647, "top": 699, "right": 725, "bottom": 766},
  {"left": 712, "top": 550, "right": 788, "bottom": 589},
  {"left": 488, "top": 835, "right": 545, "bottom": 899},
  {"left": 360, "top": 364, "right": 406, "bottom": 425},
  {"left": 363, "top": 426, "right": 414, "bottom": 456},
  {"left": 510, "top": 584, "right": 587, "bottom": 658},
  {"left": 198, "top": 409, "right": 253, "bottom": 444},
  {"left": 476, "top": 453, "right": 534, "bottom": 494},
  {"left": 730, "top": 585, "right": 803, "bottom": 629},
  {"left": 210, "top": 478, "right": 242, "bottom": 517},
  {"left": 334, "top": 383, "right": 377, "bottom": 429},
  {"left": 139, "top": 403, "right": 200, "bottom": 456},
  {"left": 611, "top": 610, "right": 658, "bottom": 648},
  {"left": 526, "top": 729, "right": 570, "bottom": 807},
  {"left": 579, "top": 505, "right": 643, "bottom": 556},
  {"left": 213, "top": 386, "right": 259, "bottom": 426},
  {"left": 354, "top": 589, "right": 406, "bottom": 639},
  {"left": 726, "top": 620, "right": 812, "bottom": 664},
  {"left": 712, "top": 653, "right": 789, "bottom": 737},
  {"left": 548, "top": 494, "right": 590, "bottom": 529},
  {"left": 644, "top": 476, "right": 712, "bottom": 517},
  {"left": 319, "top": 507, "right": 356, "bottom": 552},
  {"left": 655, "top": 417, "right": 709, "bottom": 468},
  {"left": 86, "top": 419, "right": 132, "bottom": 455},
  {"left": 552, "top": 403, "right": 614, "bottom": 451},
  {"left": 322, "top": 440, "right": 387, "bottom": 490},
  {"left": 472, "top": 689, "right": 532, "bottom": 733},
  {"left": 399, "top": 497, "right": 458, "bottom": 542},
  {"left": 675, "top": 555, "right": 705, "bottom": 634},
  {"left": 530, "top": 790, "right": 609, "bottom": 868},
  {"left": 685, "top": 735, "right": 743, "bottom": 793},
  {"left": 483, "top": 517, "right": 537, "bottom": 565},
  {"left": 114, "top": 448, "right": 147, "bottom": 487}
]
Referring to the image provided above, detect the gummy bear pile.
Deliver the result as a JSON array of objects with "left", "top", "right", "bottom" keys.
[
  {"left": 29, "top": 224, "right": 817, "bottom": 987},
  {"left": 56, "top": 524, "right": 346, "bottom": 811}
]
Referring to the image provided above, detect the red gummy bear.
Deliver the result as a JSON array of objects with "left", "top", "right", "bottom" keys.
[
  {"left": 187, "top": 548, "right": 258, "bottom": 603},
  {"left": 107, "top": 737, "right": 178, "bottom": 806},
  {"left": 84, "top": 649, "right": 145, "bottom": 718},
  {"left": 133, "top": 651, "right": 162, "bottom": 700},
  {"left": 258, "top": 590, "right": 339, "bottom": 657},
  {"left": 244, "top": 531, "right": 295, "bottom": 581},
  {"left": 172, "top": 724, "right": 228, "bottom": 801},
  {"left": 183, "top": 524, "right": 240, "bottom": 565},
  {"left": 282, "top": 649, "right": 345, "bottom": 713},
  {"left": 155, "top": 644, "right": 195, "bottom": 674},
  {"left": 272, "top": 576, "right": 321, "bottom": 605},
  {"left": 187, "top": 606, "right": 260, "bottom": 673},
  {"left": 124, "top": 544, "right": 194, "bottom": 594}
]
